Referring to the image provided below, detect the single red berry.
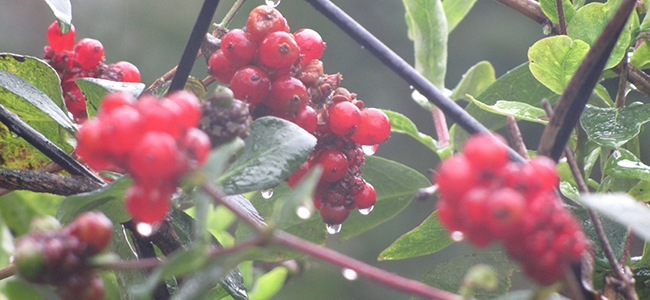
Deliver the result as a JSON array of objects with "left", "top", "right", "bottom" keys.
[
  {"left": 528, "top": 156, "right": 559, "bottom": 192},
  {"left": 462, "top": 134, "right": 509, "bottom": 171},
  {"left": 458, "top": 187, "right": 491, "bottom": 228},
  {"left": 74, "top": 38, "right": 105, "bottom": 70},
  {"left": 435, "top": 154, "right": 477, "bottom": 199},
  {"left": 266, "top": 76, "right": 309, "bottom": 113},
  {"left": 208, "top": 49, "right": 239, "bottom": 83},
  {"left": 221, "top": 29, "right": 258, "bottom": 66},
  {"left": 75, "top": 118, "right": 108, "bottom": 165},
  {"left": 246, "top": 5, "right": 289, "bottom": 43},
  {"left": 295, "top": 105, "right": 317, "bottom": 134},
  {"left": 354, "top": 182, "right": 376, "bottom": 209},
  {"left": 486, "top": 188, "right": 526, "bottom": 239},
  {"left": 128, "top": 131, "right": 185, "bottom": 180},
  {"left": 135, "top": 95, "right": 185, "bottom": 139},
  {"left": 328, "top": 101, "right": 361, "bottom": 137},
  {"left": 113, "top": 61, "right": 141, "bottom": 83},
  {"left": 317, "top": 149, "right": 348, "bottom": 182},
  {"left": 294, "top": 28, "right": 325, "bottom": 63},
  {"left": 102, "top": 105, "right": 145, "bottom": 157},
  {"left": 67, "top": 211, "right": 113, "bottom": 255},
  {"left": 165, "top": 90, "right": 202, "bottom": 130},
  {"left": 99, "top": 92, "right": 136, "bottom": 114},
  {"left": 229, "top": 66, "right": 271, "bottom": 107},
  {"left": 319, "top": 202, "right": 350, "bottom": 225},
  {"left": 125, "top": 183, "right": 172, "bottom": 224},
  {"left": 62, "top": 82, "right": 87, "bottom": 123},
  {"left": 180, "top": 127, "right": 211, "bottom": 169},
  {"left": 47, "top": 21, "right": 76, "bottom": 51},
  {"left": 258, "top": 31, "right": 300, "bottom": 68},
  {"left": 350, "top": 108, "right": 391, "bottom": 145}
]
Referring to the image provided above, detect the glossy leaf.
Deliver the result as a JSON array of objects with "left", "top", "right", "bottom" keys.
[
  {"left": 528, "top": 35, "right": 589, "bottom": 95},
  {"left": 579, "top": 193, "right": 650, "bottom": 242},
  {"left": 0, "top": 191, "right": 62, "bottom": 236},
  {"left": 56, "top": 176, "right": 132, "bottom": 225},
  {"left": 631, "top": 41, "right": 650, "bottom": 70},
  {"left": 628, "top": 180, "right": 650, "bottom": 202},
  {"left": 378, "top": 211, "right": 453, "bottom": 260},
  {"left": 450, "top": 61, "right": 496, "bottom": 102},
  {"left": 580, "top": 104, "right": 650, "bottom": 149},
  {"left": 218, "top": 117, "right": 317, "bottom": 195},
  {"left": 44, "top": 0, "right": 72, "bottom": 30},
  {"left": 603, "top": 148, "right": 650, "bottom": 181},
  {"left": 403, "top": 0, "right": 447, "bottom": 88},
  {"left": 202, "top": 137, "right": 246, "bottom": 181},
  {"left": 76, "top": 77, "right": 145, "bottom": 118},
  {"left": 247, "top": 267, "right": 288, "bottom": 300},
  {"left": 411, "top": 252, "right": 517, "bottom": 300},
  {"left": 573, "top": 206, "right": 628, "bottom": 267},
  {"left": 540, "top": 0, "right": 576, "bottom": 24},
  {"left": 470, "top": 98, "right": 548, "bottom": 125},
  {"left": 442, "top": 0, "right": 477, "bottom": 33},
  {"left": 382, "top": 109, "right": 438, "bottom": 153}
]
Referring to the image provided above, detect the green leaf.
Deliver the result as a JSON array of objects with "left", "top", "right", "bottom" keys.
[
  {"left": 247, "top": 267, "right": 288, "bottom": 300},
  {"left": 469, "top": 98, "right": 548, "bottom": 125},
  {"left": 603, "top": 148, "right": 650, "bottom": 180},
  {"left": 56, "top": 176, "right": 132, "bottom": 225},
  {"left": 450, "top": 61, "right": 496, "bottom": 102},
  {"left": 44, "top": 0, "right": 72, "bottom": 31},
  {"left": 573, "top": 207, "right": 628, "bottom": 267},
  {"left": 2, "top": 277, "right": 56, "bottom": 300},
  {"left": 403, "top": 0, "right": 447, "bottom": 88},
  {"left": 540, "top": 0, "right": 576, "bottom": 24},
  {"left": 271, "top": 166, "right": 322, "bottom": 229},
  {"left": 567, "top": 2, "right": 634, "bottom": 69},
  {"left": 76, "top": 77, "right": 145, "bottom": 118},
  {"left": 628, "top": 180, "right": 650, "bottom": 202},
  {"left": 579, "top": 193, "right": 650, "bottom": 242},
  {"left": 0, "top": 191, "right": 63, "bottom": 236},
  {"left": 442, "top": 0, "right": 477, "bottom": 33},
  {"left": 493, "top": 290, "right": 570, "bottom": 300},
  {"left": 382, "top": 109, "right": 438, "bottom": 153},
  {"left": 528, "top": 36, "right": 590, "bottom": 94},
  {"left": 378, "top": 210, "right": 453, "bottom": 260},
  {"left": 218, "top": 117, "right": 317, "bottom": 195},
  {"left": 580, "top": 104, "right": 650, "bottom": 149},
  {"left": 110, "top": 224, "right": 146, "bottom": 300},
  {"left": 411, "top": 252, "right": 517, "bottom": 300},
  {"left": 171, "top": 251, "right": 250, "bottom": 300},
  {"left": 631, "top": 41, "right": 650, "bottom": 69},
  {"left": 202, "top": 138, "right": 246, "bottom": 183}
]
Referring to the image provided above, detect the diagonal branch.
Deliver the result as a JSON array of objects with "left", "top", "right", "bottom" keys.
[{"left": 0, "top": 168, "right": 101, "bottom": 196}]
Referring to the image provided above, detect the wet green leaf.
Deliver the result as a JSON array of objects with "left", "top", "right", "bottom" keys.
[
  {"left": 629, "top": 180, "right": 650, "bottom": 202},
  {"left": 442, "top": 0, "right": 476, "bottom": 33},
  {"left": 76, "top": 77, "right": 145, "bottom": 118},
  {"left": 218, "top": 117, "right": 316, "bottom": 195},
  {"left": 171, "top": 251, "right": 250, "bottom": 300},
  {"left": 378, "top": 211, "right": 452, "bottom": 260},
  {"left": 579, "top": 193, "right": 650, "bottom": 242},
  {"left": 580, "top": 104, "right": 650, "bottom": 149},
  {"left": 470, "top": 98, "right": 548, "bottom": 124},
  {"left": 540, "top": 0, "right": 576, "bottom": 24},
  {"left": 56, "top": 177, "right": 132, "bottom": 225},
  {"left": 44, "top": 0, "right": 72, "bottom": 30},
  {"left": 631, "top": 41, "right": 650, "bottom": 69},
  {"left": 382, "top": 109, "right": 437, "bottom": 153},
  {"left": 247, "top": 267, "right": 288, "bottom": 300},
  {"left": 528, "top": 35, "right": 589, "bottom": 94},
  {"left": 403, "top": 0, "right": 447, "bottom": 88},
  {"left": 450, "top": 61, "right": 496, "bottom": 102},
  {"left": 0, "top": 191, "right": 63, "bottom": 237},
  {"left": 603, "top": 148, "right": 650, "bottom": 180}
]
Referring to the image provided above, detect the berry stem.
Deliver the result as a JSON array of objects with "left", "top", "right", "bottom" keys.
[
  {"left": 168, "top": 0, "right": 221, "bottom": 93},
  {"left": 432, "top": 106, "right": 449, "bottom": 148},
  {"left": 218, "top": 0, "right": 247, "bottom": 28},
  {"left": 0, "top": 264, "right": 15, "bottom": 281},
  {"left": 505, "top": 115, "right": 529, "bottom": 160},
  {"left": 0, "top": 103, "right": 105, "bottom": 185},
  {"left": 304, "top": 0, "right": 525, "bottom": 163}
]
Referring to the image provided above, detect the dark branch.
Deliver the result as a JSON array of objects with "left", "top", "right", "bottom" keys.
[{"left": 0, "top": 168, "right": 100, "bottom": 195}]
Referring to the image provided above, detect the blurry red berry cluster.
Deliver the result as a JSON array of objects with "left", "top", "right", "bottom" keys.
[
  {"left": 75, "top": 91, "right": 210, "bottom": 224},
  {"left": 207, "top": 5, "right": 391, "bottom": 226},
  {"left": 14, "top": 212, "right": 113, "bottom": 300},
  {"left": 435, "top": 134, "right": 588, "bottom": 285},
  {"left": 43, "top": 21, "right": 141, "bottom": 123}
]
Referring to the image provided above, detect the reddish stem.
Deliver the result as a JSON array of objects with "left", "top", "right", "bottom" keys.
[{"left": 432, "top": 106, "right": 449, "bottom": 147}]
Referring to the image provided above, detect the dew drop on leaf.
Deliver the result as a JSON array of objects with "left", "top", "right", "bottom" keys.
[
  {"left": 450, "top": 231, "right": 464, "bottom": 242},
  {"left": 296, "top": 205, "right": 312, "bottom": 219},
  {"left": 342, "top": 268, "right": 358, "bottom": 281},
  {"left": 265, "top": 0, "right": 280, "bottom": 8},
  {"left": 326, "top": 223, "right": 342, "bottom": 235},
  {"left": 261, "top": 188, "right": 274, "bottom": 199},
  {"left": 358, "top": 205, "right": 374, "bottom": 215}
]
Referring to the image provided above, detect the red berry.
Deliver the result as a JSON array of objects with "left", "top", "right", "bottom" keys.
[
  {"left": 435, "top": 154, "right": 476, "bottom": 199},
  {"left": 62, "top": 82, "right": 87, "bottom": 123},
  {"left": 528, "top": 156, "right": 559, "bottom": 192},
  {"left": 287, "top": 156, "right": 314, "bottom": 188},
  {"left": 229, "top": 66, "right": 271, "bottom": 107},
  {"left": 125, "top": 183, "right": 172, "bottom": 224},
  {"left": 135, "top": 95, "right": 185, "bottom": 138},
  {"left": 180, "top": 127, "right": 211, "bottom": 168},
  {"left": 47, "top": 21, "right": 76, "bottom": 51},
  {"left": 67, "top": 211, "right": 113, "bottom": 255},
  {"left": 128, "top": 131, "right": 185, "bottom": 180},
  {"left": 266, "top": 76, "right": 308, "bottom": 113},
  {"left": 317, "top": 149, "right": 349, "bottom": 182},
  {"left": 99, "top": 92, "right": 136, "bottom": 114},
  {"left": 221, "top": 29, "right": 258, "bottom": 66},
  {"left": 258, "top": 31, "right": 300, "bottom": 68},
  {"left": 102, "top": 105, "right": 145, "bottom": 157},
  {"left": 294, "top": 28, "right": 325, "bottom": 63},
  {"left": 165, "top": 90, "right": 202, "bottom": 130},
  {"left": 486, "top": 188, "right": 526, "bottom": 239},
  {"left": 246, "top": 5, "right": 289, "bottom": 43},
  {"left": 462, "top": 134, "right": 509, "bottom": 171},
  {"left": 76, "top": 118, "right": 109, "bottom": 168},
  {"left": 350, "top": 108, "right": 391, "bottom": 145},
  {"left": 319, "top": 202, "right": 350, "bottom": 225},
  {"left": 328, "top": 101, "right": 361, "bottom": 137},
  {"left": 113, "top": 61, "right": 141, "bottom": 83},
  {"left": 295, "top": 105, "right": 317, "bottom": 134},
  {"left": 354, "top": 182, "right": 376, "bottom": 209},
  {"left": 74, "top": 38, "right": 105, "bottom": 70},
  {"left": 208, "top": 49, "right": 239, "bottom": 83}
]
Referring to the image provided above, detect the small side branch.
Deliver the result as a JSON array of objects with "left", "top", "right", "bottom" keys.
[{"left": 0, "top": 168, "right": 101, "bottom": 196}]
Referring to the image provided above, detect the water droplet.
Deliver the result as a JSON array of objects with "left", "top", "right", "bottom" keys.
[
  {"left": 265, "top": 0, "right": 281, "bottom": 7},
  {"left": 358, "top": 205, "right": 374, "bottom": 215},
  {"left": 296, "top": 206, "right": 312, "bottom": 219},
  {"left": 408, "top": 85, "right": 414, "bottom": 90},
  {"left": 342, "top": 268, "right": 358, "bottom": 281},
  {"left": 136, "top": 223, "right": 154, "bottom": 237},
  {"left": 450, "top": 231, "right": 464, "bottom": 242},
  {"left": 360, "top": 45, "right": 365, "bottom": 50},
  {"left": 261, "top": 188, "right": 274, "bottom": 199},
  {"left": 326, "top": 223, "right": 342, "bottom": 235},
  {"left": 361, "top": 144, "right": 378, "bottom": 156},
  {"left": 11, "top": 134, "right": 18, "bottom": 138}
]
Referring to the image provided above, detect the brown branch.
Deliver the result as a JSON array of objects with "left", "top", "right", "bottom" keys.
[
  {"left": 555, "top": 0, "right": 567, "bottom": 34},
  {"left": 0, "top": 264, "right": 15, "bottom": 281},
  {"left": 506, "top": 115, "right": 530, "bottom": 160},
  {"left": 0, "top": 168, "right": 101, "bottom": 196}
]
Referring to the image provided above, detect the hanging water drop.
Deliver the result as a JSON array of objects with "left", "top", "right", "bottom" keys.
[
  {"left": 265, "top": 0, "right": 281, "bottom": 7},
  {"left": 136, "top": 222, "right": 154, "bottom": 237},
  {"left": 360, "top": 45, "right": 365, "bottom": 50},
  {"left": 450, "top": 231, "right": 465, "bottom": 242},
  {"left": 361, "top": 144, "right": 378, "bottom": 156},
  {"left": 408, "top": 85, "right": 414, "bottom": 90},
  {"left": 358, "top": 205, "right": 374, "bottom": 215},
  {"left": 342, "top": 268, "right": 358, "bottom": 281},
  {"left": 261, "top": 188, "right": 274, "bottom": 199},
  {"left": 296, "top": 205, "right": 312, "bottom": 219},
  {"left": 326, "top": 223, "right": 342, "bottom": 234}
]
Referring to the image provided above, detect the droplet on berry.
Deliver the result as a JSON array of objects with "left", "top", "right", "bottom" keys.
[
  {"left": 326, "top": 223, "right": 342, "bottom": 235},
  {"left": 261, "top": 188, "right": 274, "bottom": 199},
  {"left": 358, "top": 206, "right": 374, "bottom": 215}
]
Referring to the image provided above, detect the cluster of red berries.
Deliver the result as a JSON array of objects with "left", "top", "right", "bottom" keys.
[
  {"left": 435, "top": 134, "right": 587, "bottom": 285},
  {"left": 207, "top": 5, "right": 391, "bottom": 226},
  {"left": 75, "top": 91, "right": 210, "bottom": 224},
  {"left": 14, "top": 212, "right": 113, "bottom": 300},
  {"left": 43, "top": 21, "right": 141, "bottom": 123}
]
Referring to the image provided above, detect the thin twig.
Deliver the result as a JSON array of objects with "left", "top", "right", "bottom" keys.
[
  {"left": 506, "top": 115, "right": 529, "bottom": 160},
  {"left": 0, "top": 264, "right": 15, "bottom": 281},
  {"left": 615, "top": 56, "right": 629, "bottom": 108},
  {"left": 555, "top": 0, "right": 567, "bottom": 34},
  {"left": 218, "top": 0, "right": 247, "bottom": 28}
]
